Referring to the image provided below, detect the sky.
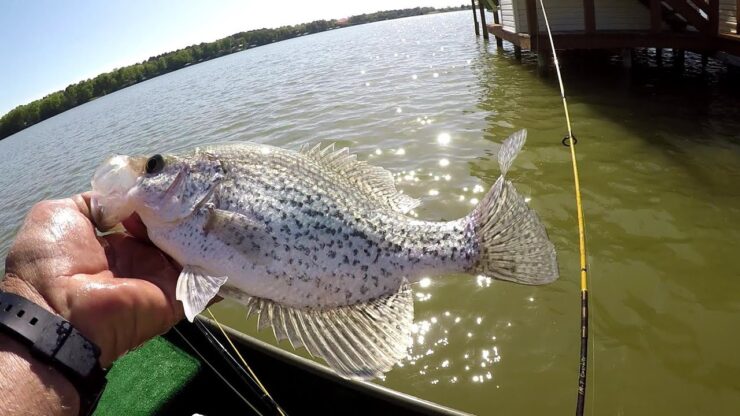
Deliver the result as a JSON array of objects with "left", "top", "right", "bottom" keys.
[{"left": 0, "top": 0, "right": 462, "bottom": 115}]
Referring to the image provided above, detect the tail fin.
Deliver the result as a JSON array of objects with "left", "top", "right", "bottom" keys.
[{"left": 469, "top": 130, "right": 558, "bottom": 285}]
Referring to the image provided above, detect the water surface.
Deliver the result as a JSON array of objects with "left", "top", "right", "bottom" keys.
[{"left": 1, "top": 11, "right": 739, "bottom": 415}]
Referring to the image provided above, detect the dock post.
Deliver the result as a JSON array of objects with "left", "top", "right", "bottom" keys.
[
  {"left": 478, "top": 0, "right": 489, "bottom": 40},
  {"left": 471, "top": 0, "right": 480, "bottom": 36},
  {"left": 673, "top": 48, "right": 685, "bottom": 71},
  {"left": 491, "top": 4, "right": 503, "bottom": 48},
  {"left": 537, "top": 49, "right": 549, "bottom": 76},
  {"left": 514, "top": 46, "right": 522, "bottom": 61},
  {"left": 621, "top": 48, "right": 633, "bottom": 69},
  {"left": 656, "top": 48, "right": 663, "bottom": 67},
  {"left": 701, "top": 54, "right": 709, "bottom": 71}
]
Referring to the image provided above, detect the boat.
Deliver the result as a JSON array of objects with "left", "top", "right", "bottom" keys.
[{"left": 95, "top": 318, "right": 470, "bottom": 415}]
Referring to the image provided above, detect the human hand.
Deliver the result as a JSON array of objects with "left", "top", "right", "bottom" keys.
[{"left": 2, "top": 193, "right": 184, "bottom": 366}]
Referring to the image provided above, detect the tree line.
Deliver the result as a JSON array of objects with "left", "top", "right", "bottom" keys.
[{"left": 0, "top": 5, "right": 467, "bottom": 140}]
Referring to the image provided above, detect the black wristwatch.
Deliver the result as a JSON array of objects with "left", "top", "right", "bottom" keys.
[{"left": 0, "top": 291, "right": 109, "bottom": 416}]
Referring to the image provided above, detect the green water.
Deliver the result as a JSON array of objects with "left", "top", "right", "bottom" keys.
[{"left": 1, "top": 11, "right": 739, "bottom": 415}]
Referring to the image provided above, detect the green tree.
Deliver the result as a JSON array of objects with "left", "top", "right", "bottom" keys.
[
  {"left": 24, "top": 101, "right": 40, "bottom": 124},
  {"left": 93, "top": 73, "right": 114, "bottom": 96},
  {"left": 0, "top": 5, "right": 467, "bottom": 139},
  {"left": 76, "top": 81, "right": 93, "bottom": 104},
  {"left": 38, "top": 92, "right": 64, "bottom": 119},
  {"left": 165, "top": 49, "right": 193, "bottom": 70}
]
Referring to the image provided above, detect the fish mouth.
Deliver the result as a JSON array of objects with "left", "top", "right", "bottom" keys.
[
  {"left": 90, "top": 196, "right": 112, "bottom": 230},
  {"left": 90, "top": 155, "right": 144, "bottom": 230}
]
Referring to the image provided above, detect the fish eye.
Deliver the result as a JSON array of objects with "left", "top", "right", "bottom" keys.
[{"left": 145, "top": 154, "right": 165, "bottom": 174}]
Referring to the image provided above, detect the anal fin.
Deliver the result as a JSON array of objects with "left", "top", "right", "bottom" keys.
[{"left": 235, "top": 283, "right": 414, "bottom": 380}]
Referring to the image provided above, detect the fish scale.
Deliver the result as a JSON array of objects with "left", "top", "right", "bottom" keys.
[
  {"left": 90, "top": 129, "right": 558, "bottom": 379},
  {"left": 191, "top": 147, "right": 469, "bottom": 307},
  {"left": 213, "top": 182, "right": 465, "bottom": 306}
]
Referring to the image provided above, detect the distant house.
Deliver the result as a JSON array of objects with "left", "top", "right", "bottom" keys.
[
  {"left": 483, "top": 0, "right": 738, "bottom": 63},
  {"left": 497, "top": 0, "right": 736, "bottom": 33},
  {"left": 500, "top": 0, "right": 658, "bottom": 32}
]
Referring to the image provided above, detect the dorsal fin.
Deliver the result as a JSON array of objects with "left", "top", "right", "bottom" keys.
[
  {"left": 225, "top": 283, "right": 414, "bottom": 379},
  {"left": 300, "top": 143, "right": 420, "bottom": 214}
]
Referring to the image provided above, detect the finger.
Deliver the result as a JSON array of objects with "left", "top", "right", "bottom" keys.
[
  {"left": 7, "top": 197, "right": 107, "bottom": 281},
  {"left": 101, "top": 234, "right": 184, "bottom": 329},
  {"left": 64, "top": 273, "right": 185, "bottom": 365},
  {"left": 103, "top": 233, "right": 181, "bottom": 286},
  {"left": 71, "top": 192, "right": 94, "bottom": 222},
  {"left": 80, "top": 190, "right": 149, "bottom": 241},
  {"left": 76, "top": 191, "right": 149, "bottom": 242},
  {"left": 121, "top": 213, "right": 149, "bottom": 241},
  {"left": 102, "top": 233, "right": 217, "bottom": 319}
]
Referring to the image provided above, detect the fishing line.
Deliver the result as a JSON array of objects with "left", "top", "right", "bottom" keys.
[
  {"left": 535, "top": 1, "right": 591, "bottom": 415},
  {"left": 193, "top": 317, "right": 286, "bottom": 415},
  {"left": 173, "top": 326, "right": 264, "bottom": 416},
  {"left": 201, "top": 310, "right": 288, "bottom": 416}
]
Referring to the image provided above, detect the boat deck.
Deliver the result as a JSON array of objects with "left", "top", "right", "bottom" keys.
[{"left": 95, "top": 319, "right": 469, "bottom": 415}]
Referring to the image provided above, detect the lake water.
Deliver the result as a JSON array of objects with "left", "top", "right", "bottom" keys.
[{"left": 2, "top": 11, "right": 740, "bottom": 415}]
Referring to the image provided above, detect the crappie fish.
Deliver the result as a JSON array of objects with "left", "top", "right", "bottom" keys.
[{"left": 90, "top": 130, "right": 558, "bottom": 379}]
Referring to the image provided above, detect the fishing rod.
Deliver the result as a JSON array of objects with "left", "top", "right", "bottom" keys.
[
  {"left": 173, "top": 326, "right": 265, "bottom": 415},
  {"left": 193, "top": 316, "right": 288, "bottom": 415},
  {"left": 534, "top": 1, "right": 591, "bottom": 415}
]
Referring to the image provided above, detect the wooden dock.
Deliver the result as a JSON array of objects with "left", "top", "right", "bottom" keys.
[{"left": 471, "top": 0, "right": 739, "bottom": 70}]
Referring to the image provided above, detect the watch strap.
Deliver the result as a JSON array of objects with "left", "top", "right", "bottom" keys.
[{"left": 0, "top": 291, "right": 108, "bottom": 416}]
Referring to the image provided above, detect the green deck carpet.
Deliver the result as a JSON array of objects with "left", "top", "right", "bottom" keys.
[{"left": 94, "top": 336, "right": 201, "bottom": 416}]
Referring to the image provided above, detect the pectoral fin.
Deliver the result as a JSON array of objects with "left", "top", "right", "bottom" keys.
[
  {"left": 204, "top": 208, "right": 266, "bottom": 235},
  {"left": 176, "top": 265, "right": 228, "bottom": 322}
]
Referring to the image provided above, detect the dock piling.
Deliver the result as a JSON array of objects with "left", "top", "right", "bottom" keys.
[
  {"left": 537, "top": 49, "right": 550, "bottom": 76},
  {"left": 471, "top": 0, "right": 480, "bottom": 37},
  {"left": 673, "top": 48, "right": 685, "bottom": 71},
  {"left": 491, "top": 5, "right": 503, "bottom": 48},
  {"left": 514, "top": 46, "right": 522, "bottom": 61},
  {"left": 621, "top": 48, "right": 633, "bottom": 69},
  {"left": 478, "top": 0, "right": 489, "bottom": 40}
]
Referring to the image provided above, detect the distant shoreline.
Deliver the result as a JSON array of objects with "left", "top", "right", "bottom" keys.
[{"left": 0, "top": 5, "right": 467, "bottom": 140}]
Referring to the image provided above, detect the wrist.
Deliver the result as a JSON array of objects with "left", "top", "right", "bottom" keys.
[
  {"left": 0, "top": 273, "right": 55, "bottom": 314},
  {"left": 0, "top": 324, "right": 80, "bottom": 415},
  {"left": 0, "top": 274, "right": 117, "bottom": 366},
  {"left": 0, "top": 275, "right": 110, "bottom": 416}
]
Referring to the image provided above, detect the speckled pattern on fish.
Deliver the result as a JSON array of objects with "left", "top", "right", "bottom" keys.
[{"left": 90, "top": 129, "right": 558, "bottom": 379}]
